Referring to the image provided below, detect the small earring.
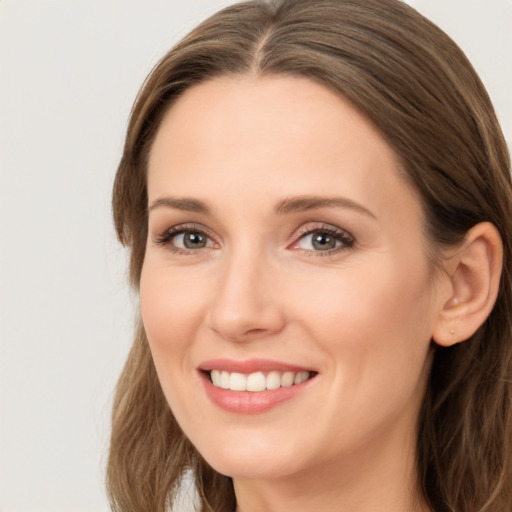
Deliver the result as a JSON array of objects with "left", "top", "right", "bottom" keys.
[{"left": 449, "top": 329, "right": 455, "bottom": 335}]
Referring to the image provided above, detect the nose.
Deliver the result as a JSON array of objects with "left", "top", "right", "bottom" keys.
[{"left": 206, "top": 250, "right": 286, "bottom": 342}]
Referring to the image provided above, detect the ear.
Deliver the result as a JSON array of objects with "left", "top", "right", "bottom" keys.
[{"left": 432, "top": 222, "right": 503, "bottom": 347}]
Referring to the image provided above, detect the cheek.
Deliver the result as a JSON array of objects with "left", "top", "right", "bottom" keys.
[
  {"left": 290, "top": 255, "right": 434, "bottom": 406},
  {"left": 294, "top": 259, "right": 432, "bottom": 342},
  {"left": 139, "top": 261, "right": 213, "bottom": 425},
  {"left": 139, "top": 261, "right": 207, "bottom": 362},
  {"left": 287, "top": 259, "right": 434, "bottom": 449}
]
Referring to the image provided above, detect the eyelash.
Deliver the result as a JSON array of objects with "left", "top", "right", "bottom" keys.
[
  {"left": 154, "top": 223, "right": 216, "bottom": 255},
  {"left": 292, "top": 224, "right": 355, "bottom": 257},
  {"left": 153, "top": 223, "right": 356, "bottom": 257}
]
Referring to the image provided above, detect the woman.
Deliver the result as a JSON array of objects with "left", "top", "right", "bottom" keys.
[{"left": 107, "top": 0, "right": 512, "bottom": 511}]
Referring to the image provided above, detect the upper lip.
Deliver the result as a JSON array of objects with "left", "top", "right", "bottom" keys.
[{"left": 198, "top": 358, "right": 316, "bottom": 374}]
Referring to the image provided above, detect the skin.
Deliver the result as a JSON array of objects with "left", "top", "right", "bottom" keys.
[{"left": 140, "top": 76, "right": 452, "bottom": 512}]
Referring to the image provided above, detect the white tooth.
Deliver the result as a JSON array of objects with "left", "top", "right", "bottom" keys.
[
  {"left": 229, "top": 372, "right": 247, "bottom": 391},
  {"left": 220, "top": 371, "right": 230, "bottom": 389},
  {"left": 294, "top": 371, "right": 309, "bottom": 384},
  {"left": 266, "top": 371, "right": 281, "bottom": 390},
  {"left": 281, "top": 371, "right": 294, "bottom": 387},
  {"left": 247, "top": 372, "right": 266, "bottom": 392},
  {"left": 210, "top": 369, "right": 221, "bottom": 386}
]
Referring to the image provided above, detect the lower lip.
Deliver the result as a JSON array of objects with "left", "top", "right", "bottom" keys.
[{"left": 200, "top": 372, "right": 314, "bottom": 414}]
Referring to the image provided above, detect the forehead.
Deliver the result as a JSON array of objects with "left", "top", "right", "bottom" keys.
[
  {"left": 149, "top": 75, "right": 394, "bottom": 168},
  {"left": 147, "top": 75, "right": 422, "bottom": 227}
]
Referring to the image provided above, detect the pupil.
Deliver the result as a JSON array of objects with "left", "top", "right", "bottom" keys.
[
  {"left": 184, "top": 232, "right": 206, "bottom": 248},
  {"left": 312, "top": 233, "right": 336, "bottom": 250}
]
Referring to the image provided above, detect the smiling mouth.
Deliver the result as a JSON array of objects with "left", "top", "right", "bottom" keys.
[{"left": 206, "top": 370, "right": 315, "bottom": 392}]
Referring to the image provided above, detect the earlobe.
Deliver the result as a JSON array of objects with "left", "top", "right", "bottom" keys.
[{"left": 432, "top": 222, "right": 503, "bottom": 347}]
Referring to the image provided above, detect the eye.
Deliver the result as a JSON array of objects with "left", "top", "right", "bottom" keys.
[
  {"left": 298, "top": 231, "right": 341, "bottom": 251},
  {"left": 154, "top": 224, "right": 217, "bottom": 253},
  {"left": 173, "top": 231, "right": 211, "bottom": 249},
  {"left": 291, "top": 225, "right": 355, "bottom": 254}
]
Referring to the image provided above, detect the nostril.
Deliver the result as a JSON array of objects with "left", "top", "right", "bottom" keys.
[{"left": 245, "top": 328, "right": 267, "bottom": 336}]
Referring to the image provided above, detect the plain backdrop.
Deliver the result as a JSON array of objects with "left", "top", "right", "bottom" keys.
[{"left": 0, "top": 1, "right": 510, "bottom": 511}]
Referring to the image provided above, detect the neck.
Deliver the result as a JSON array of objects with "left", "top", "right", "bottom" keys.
[{"left": 233, "top": 420, "right": 431, "bottom": 512}]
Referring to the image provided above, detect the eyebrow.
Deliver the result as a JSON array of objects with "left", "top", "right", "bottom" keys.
[
  {"left": 148, "top": 197, "right": 211, "bottom": 214},
  {"left": 275, "top": 195, "right": 376, "bottom": 219},
  {"left": 148, "top": 194, "right": 376, "bottom": 219}
]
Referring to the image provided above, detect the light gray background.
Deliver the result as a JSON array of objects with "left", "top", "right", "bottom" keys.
[{"left": 1, "top": 1, "right": 510, "bottom": 511}]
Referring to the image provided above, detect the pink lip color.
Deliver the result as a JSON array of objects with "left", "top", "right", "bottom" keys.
[
  {"left": 198, "top": 359, "right": 316, "bottom": 415},
  {"left": 198, "top": 358, "right": 312, "bottom": 374}
]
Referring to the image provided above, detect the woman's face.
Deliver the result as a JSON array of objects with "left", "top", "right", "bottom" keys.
[{"left": 141, "top": 76, "right": 448, "bottom": 481}]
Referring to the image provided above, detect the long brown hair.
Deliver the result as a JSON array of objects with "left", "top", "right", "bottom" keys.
[{"left": 108, "top": 1, "right": 512, "bottom": 510}]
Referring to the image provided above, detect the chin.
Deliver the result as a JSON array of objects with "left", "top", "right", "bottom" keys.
[
  {"left": 191, "top": 429, "right": 308, "bottom": 480},
  {"left": 207, "top": 454, "right": 303, "bottom": 481}
]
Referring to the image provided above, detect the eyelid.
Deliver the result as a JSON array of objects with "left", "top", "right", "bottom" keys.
[
  {"left": 152, "top": 221, "right": 355, "bottom": 256},
  {"left": 153, "top": 222, "right": 218, "bottom": 251},
  {"left": 289, "top": 222, "right": 356, "bottom": 255}
]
